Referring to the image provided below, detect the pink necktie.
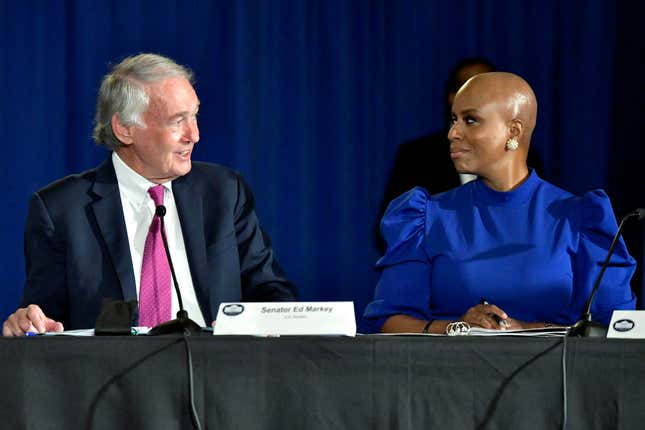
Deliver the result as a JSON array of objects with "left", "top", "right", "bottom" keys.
[{"left": 138, "top": 185, "right": 172, "bottom": 327}]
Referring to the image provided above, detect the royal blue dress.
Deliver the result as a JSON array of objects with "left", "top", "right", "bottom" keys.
[{"left": 363, "top": 170, "right": 636, "bottom": 332}]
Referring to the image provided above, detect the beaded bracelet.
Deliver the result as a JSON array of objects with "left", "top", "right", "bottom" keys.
[{"left": 445, "top": 321, "right": 471, "bottom": 336}]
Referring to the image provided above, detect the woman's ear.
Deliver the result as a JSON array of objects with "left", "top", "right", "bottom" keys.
[{"left": 508, "top": 119, "right": 524, "bottom": 140}]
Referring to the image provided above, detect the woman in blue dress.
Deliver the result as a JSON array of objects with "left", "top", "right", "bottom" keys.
[{"left": 364, "top": 72, "right": 635, "bottom": 333}]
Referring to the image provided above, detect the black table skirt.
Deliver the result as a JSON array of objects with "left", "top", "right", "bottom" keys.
[{"left": 1, "top": 335, "right": 644, "bottom": 430}]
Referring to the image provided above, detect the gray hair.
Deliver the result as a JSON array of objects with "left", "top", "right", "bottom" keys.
[{"left": 92, "top": 53, "right": 194, "bottom": 150}]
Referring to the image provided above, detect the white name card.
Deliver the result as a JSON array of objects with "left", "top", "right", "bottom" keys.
[
  {"left": 212, "top": 302, "right": 356, "bottom": 336},
  {"left": 607, "top": 310, "right": 645, "bottom": 338}
]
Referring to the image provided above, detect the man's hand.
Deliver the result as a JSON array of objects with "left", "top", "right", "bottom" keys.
[{"left": 2, "top": 304, "right": 64, "bottom": 336}]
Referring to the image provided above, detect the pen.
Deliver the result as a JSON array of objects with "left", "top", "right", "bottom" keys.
[
  {"left": 480, "top": 298, "right": 509, "bottom": 328},
  {"left": 25, "top": 331, "right": 39, "bottom": 337}
]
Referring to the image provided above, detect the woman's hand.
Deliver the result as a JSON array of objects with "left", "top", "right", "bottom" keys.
[
  {"left": 461, "top": 302, "right": 511, "bottom": 330},
  {"left": 501, "top": 317, "right": 524, "bottom": 330}
]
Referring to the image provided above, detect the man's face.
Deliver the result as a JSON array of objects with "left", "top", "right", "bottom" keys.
[{"left": 121, "top": 76, "right": 200, "bottom": 182}]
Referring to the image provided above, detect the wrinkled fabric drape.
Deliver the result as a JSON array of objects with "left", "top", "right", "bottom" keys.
[{"left": 1, "top": 0, "right": 642, "bottom": 322}]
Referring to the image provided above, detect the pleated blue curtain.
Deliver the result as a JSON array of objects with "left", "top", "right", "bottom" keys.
[{"left": 1, "top": 0, "right": 642, "bottom": 322}]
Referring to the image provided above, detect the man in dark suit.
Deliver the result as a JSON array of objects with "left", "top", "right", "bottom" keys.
[{"left": 3, "top": 54, "right": 295, "bottom": 336}]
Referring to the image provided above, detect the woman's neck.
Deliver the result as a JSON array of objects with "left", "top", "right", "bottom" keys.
[{"left": 481, "top": 164, "right": 530, "bottom": 192}]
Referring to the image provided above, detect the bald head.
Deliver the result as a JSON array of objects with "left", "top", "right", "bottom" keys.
[{"left": 457, "top": 72, "right": 538, "bottom": 141}]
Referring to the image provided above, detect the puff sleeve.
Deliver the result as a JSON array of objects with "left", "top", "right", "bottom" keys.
[
  {"left": 363, "top": 188, "right": 432, "bottom": 332},
  {"left": 574, "top": 190, "right": 636, "bottom": 325}
]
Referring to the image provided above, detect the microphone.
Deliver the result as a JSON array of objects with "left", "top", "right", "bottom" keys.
[
  {"left": 147, "top": 205, "right": 201, "bottom": 336},
  {"left": 569, "top": 208, "right": 645, "bottom": 337}
]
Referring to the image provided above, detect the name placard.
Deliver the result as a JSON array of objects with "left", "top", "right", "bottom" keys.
[
  {"left": 212, "top": 302, "right": 356, "bottom": 336},
  {"left": 607, "top": 310, "right": 645, "bottom": 338}
]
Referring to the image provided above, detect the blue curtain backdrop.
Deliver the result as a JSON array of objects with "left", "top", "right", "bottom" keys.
[{"left": 1, "top": 0, "right": 643, "bottom": 325}]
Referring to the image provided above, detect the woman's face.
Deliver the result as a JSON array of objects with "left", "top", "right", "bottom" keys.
[{"left": 447, "top": 87, "right": 511, "bottom": 177}]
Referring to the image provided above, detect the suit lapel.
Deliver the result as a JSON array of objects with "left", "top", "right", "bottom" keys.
[
  {"left": 89, "top": 158, "right": 137, "bottom": 302},
  {"left": 172, "top": 173, "right": 212, "bottom": 322}
]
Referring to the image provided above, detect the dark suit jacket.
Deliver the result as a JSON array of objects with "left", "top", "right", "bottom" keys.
[{"left": 21, "top": 157, "right": 296, "bottom": 329}]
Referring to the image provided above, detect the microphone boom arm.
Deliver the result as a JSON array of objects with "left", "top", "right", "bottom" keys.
[
  {"left": 569, "top": 208, "right": 645, "bottom": 337},
  {"left": 147, "top": 205, "right": 201, "bottom": 335}
]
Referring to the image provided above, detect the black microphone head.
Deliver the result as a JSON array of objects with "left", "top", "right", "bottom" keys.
[
  {"left": 634, "top": 208, "right": 645, "bottom": 221},
  {"left": 155, "top": 205, "right": 166, "bottom": 217}
]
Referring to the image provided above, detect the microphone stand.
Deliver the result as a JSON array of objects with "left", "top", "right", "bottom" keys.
[
  {"left": 568, "top": 208, "right": 645, "bottom": 337},
  {"left": 147, "top": 205, "right": 201, "bottom": 336}
]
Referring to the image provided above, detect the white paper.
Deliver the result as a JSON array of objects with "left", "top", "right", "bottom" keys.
[
  {"left": 466, "top": 326, "right": 569, "bottom": 337},
  {"left": 36, "top": 326, "right": 151, "bottom": 336},
  {"left": 368, "top": 326, "right": 569, "bottom": 337}
]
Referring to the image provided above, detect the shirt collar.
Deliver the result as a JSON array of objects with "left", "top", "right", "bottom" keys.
[
  {"left": 473, "top": 168, "right": 540, "bottom": 206},
  {"left": 112, "top": 152, "right": 172, "bottom": 206}
]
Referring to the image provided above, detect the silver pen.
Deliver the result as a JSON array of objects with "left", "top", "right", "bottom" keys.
[{"left": 480, "top": 298, "right": 509, "bottom": 328}]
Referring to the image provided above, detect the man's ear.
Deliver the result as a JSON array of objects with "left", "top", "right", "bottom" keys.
[
  {"left": 111, "top": 114, "right": 135, "bottom": 145},
  {"left": 508, "top": 119, "right": 524, "bottom": 140}
]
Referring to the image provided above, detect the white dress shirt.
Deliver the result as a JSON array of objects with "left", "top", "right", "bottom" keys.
[
  {"left": 459, "top": 173, "right": 477, "bottom": 185},
  {"left": 112, "top": 152, "right": 206, "bottom": 327}
]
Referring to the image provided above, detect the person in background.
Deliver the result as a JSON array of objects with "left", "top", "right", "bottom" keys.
[
  {"left": 364, "top": 72, "right": 635, "bottom": 333},
  {"left": 376, "top": 58, "right": 545, "bottom": 253},
  {"left": 3, "top": 53, "right": 295, "bottom": 336}
]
